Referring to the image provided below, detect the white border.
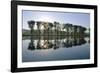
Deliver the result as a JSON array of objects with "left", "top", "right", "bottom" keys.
[{"left": 17, "top": 5, "right": 94, "bottom": 68}]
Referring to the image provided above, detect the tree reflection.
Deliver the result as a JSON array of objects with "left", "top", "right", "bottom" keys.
[
  {"left": 63, "top": 37, "right": 86, "bottom": 48},
  {"left": 28, "top": 35, "right": 35, "bottom": 50},
  {"left": 27, "top": 35, "right": 88, "bottom": 51}
]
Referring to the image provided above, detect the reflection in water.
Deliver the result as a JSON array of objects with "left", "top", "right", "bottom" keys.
[
  {"left": 22, "top": 36, "right": 90, "bottom": 62},
  {"left": 27, "top": 36, "right": 88, "bottom": 50}
]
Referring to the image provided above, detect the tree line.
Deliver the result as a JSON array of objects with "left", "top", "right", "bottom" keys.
[{"left": 23, "top": 20, "right": 90, "bottom": 36}]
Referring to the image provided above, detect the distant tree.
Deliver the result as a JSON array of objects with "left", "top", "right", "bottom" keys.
[
  {"left": 68, "top": 24, "right": 73, "bottom": 35},
  {"left": 73, "top": 25, "right": 78, "bottom": 35},
  {"left": 54, "top": 21, "right": 59, "bottom": 35},
  {"left": 82, "top": 26, "right": 87, "bottom": 34},
  {"left": 63, "top": 24, "right": 68, "bottom": 34},
  {"left": 49, "top": 23, "right": 53, "bottom": 35},
  {"left": 79, "top": 26, "right": 87, "bottom": 36},
  {"left": 63, "top": 23, "right": 72, "bottom": 35}
]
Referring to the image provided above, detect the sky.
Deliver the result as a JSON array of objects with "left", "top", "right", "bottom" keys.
[{"left": 22, "top": 10, "right": 90, "bottom": 30}]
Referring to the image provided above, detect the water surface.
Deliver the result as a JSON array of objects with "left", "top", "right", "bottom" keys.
[{"left": 22, "top": 36, "right": 90, "bottom": 62}]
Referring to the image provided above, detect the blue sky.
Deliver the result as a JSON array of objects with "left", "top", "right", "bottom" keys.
[{"left": 22, "top": 10, "right": 90, "bottom": 29}]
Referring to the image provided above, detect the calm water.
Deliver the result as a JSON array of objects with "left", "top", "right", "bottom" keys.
[{"left": 22, "top": 36, "right": 90, "bottom": 62}]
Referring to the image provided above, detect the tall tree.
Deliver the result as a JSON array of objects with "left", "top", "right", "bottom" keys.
[
  {"left": 28, "top": 20, "right": 35, "bottom": 35},
  {"left": 63, "top": 23, "right": 71, "bottom": 35},
  {"left": 49, "top": 23, "right": 53, "bottom": 35},
  {"left": 73, "top": 25, "right": 78, "bottom": 36},
  {"left": 54, "top": 21, "right": 59, "bottom": 35},
  {"left": 36, "top": 21, "right": 41, "bottom": 35}
]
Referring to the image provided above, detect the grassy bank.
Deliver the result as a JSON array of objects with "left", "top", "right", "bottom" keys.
[{"left": 22, "top": 30, "right": 89, "bottom": 37}]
